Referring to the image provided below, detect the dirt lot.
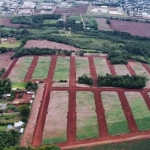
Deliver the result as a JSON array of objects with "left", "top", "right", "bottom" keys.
[
  {"left": 20, "top": 83, "right": 44, "bottom": 146},
  {"left": 24, "top": 40, "right": 80, "bottom": 51},
  {"left": 0, "top": 18, "right": 27, "bottom": 27},
  {"left": 95, "top": 18, "right": 112, "bottom": 31},
  {"left": 110, "top": 20, "right": 150, "bottom": 37},
  {"left": 0, "top": 52, "right": 13, "bottom": 70},
  {"left": 42, "top": 91, "right": 69, "bottom": 144}
]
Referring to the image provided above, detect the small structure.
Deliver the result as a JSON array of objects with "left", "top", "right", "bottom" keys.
[
  {"left": 3, "top": 94, "right": 11, "bottom": 98},
  {"left": 14, "top": 121, "right": 25, "bottom": 129},
  {"left": 7, "top": 124, "right": 13, "bottom": 130},
  {"left": 20, "top": 128, "right": 24, "bottom": 133},
  {"left": 0, "top": 103, "right": 7, "bottom": 110}
]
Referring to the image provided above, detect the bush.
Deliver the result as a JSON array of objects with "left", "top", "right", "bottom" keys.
[
  {"left": 78, "top": 74, "right": 93, "bottom": 85},
  {"left": 21, "top": 117, "right": 28, "bottom": 124}
]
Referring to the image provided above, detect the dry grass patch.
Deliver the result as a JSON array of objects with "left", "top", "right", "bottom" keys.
[{"left": 114, "top": 64, "right": 130, "bottom": 76}]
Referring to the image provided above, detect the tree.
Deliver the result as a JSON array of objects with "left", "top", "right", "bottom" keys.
[{"left": 19, "top": 105, "right": 30, "bottom": 117}]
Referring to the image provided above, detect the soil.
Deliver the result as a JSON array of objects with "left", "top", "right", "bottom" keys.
[{"left": 24, "top": 40, "right": 80, "bottom": 51}]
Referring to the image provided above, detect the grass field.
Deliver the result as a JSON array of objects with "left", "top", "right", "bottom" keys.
[
  {"left": 11, "top": 82, "right": 26, "bottom": 89},
  {"left": 125, "top": 92, "right": 150, "bottom": 131},
  {"left": 32, "top": 56, "right": 51, "bottom": 79},
  {"left": 83, "top": 17, "right": 96, "bottom": 28},
  {"left": 43, "top": 19, "right": 58, "bottom": 25},
  {"left": 9, "top": 57, "right": 33, "bottom": 82},
  {"left": 101, "top": 91, "right": 129, "bottom": 135},
  {"left": 0, "top": 41, "right": 21, "bottom": 48},
  {"left": 76, "top": 91, "right": 99, "bottom": 140},
  {"left": 76, "top": 57, "right": 90, "bottom": 79},
  {"left": 68, "top": 16, "right": 81, "bottom": 22},
  {"left": 42, "top": 91, "right": 68, "bottom": 144},
  {"left": 53, "top": 57, "right": 70, "bottom": 81},
  {"left": 0, "top": 125, "right": 6, "bottom": 131},
  {"left": 94, "top": 58, "right": 110, "bottom": 76}
]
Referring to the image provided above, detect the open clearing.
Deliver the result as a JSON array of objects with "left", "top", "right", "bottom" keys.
[
  {"left": 110, "top": 20, "right": 150, "bottom": 37},
  {"left": 76, "top": 91, "right": 98, "bottom": 140},
  {"left": 125, "top": 92, "right": 150, "bottom": 131},
  {"left": 0, "top": 41, "right": 21, "bottom": 48},
  {"left": 53, "top": 57, "right": 70, "bottom": 82},
  {"left": 32, "top": 56, "right": 51, "bottom": 79},
  {"left": 43, "top": 19, "right": 57, "bottom": 25},
  {"left": 114, "top": 64, "right": 130, "bottom": 76},
  {"left": 95, "top": 18, "right": 112, "bottom": 31},
  {"left": 24, "top": 40, "right": 80, "bottom": 51},
  {"left": 0, "top": 52, "right": 13, "bottom": 70},
  {"left": 101, "top": 91, "right": 129, "bottom": 135},
  {"left": 76, "top": 57, "right": 90, "bottom": 79},
  {"left": 8, "top": 57, "right": 33, "bottom": 82},
  {"left": 42, "top": 91, "right": 69, "bottom": 144},
  {"left": 94, "top": 58, "right": 110, "bottom": 76}
]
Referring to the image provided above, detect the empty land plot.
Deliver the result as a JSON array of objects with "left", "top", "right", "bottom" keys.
[
  {"left": 76, "top": 57, "right": 90, "bottom": 79},
  {"left": 43, "top": 19, "right": 57, "bottom": 25},
  {"left": 95, "top": 18, "right": 112, "bottom": 31},
  {"left": 114, "top": 65, "right": 130, "bottom": 76},
  {"left": 94, "top": 58, "right": 110, "bottom": 76},
  {"left": 24, "top": 40, "right": 80, "bottom": 51},
  {"left": 8, "top": 57, "right": 33, "bottom": 82},
  {"left": 68, "top": 16, "right": 81, "bottom": 21},
  {"left": 0, "top": 41, "right": 21, "bottom": 48},
  {"left": 76, "top": 91, "right": 99, "bottom": 140},
  {"left": 32, "top": 56, "right": 51, "bottom": 79},
  {"left": 125, "top": 92, "right": 150, "bottom": 131},
  {"left": 101, "top": 91, "right": 129, "bottom": 135},
  {"left": 110, "top": 20, "right": 150, "bottom": 37},
  {"left": 53, "top": 57, "right": 70, "bottom": 82},
  {"left": 128, "top": 61, "right": 149, "bottom": 77},
  {"left": 42, "top": 91, "right": 68, "bottom": 144}
]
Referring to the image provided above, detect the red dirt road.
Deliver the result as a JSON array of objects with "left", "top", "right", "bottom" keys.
[
  {"left": 126, "top": 63, "right": 136, "bottom": 75},
  {"left": 106, "top": 59, "right": 117, "bottom": 75},
  {"left": 24, "top": 56, "right": 39, "bottom": 82}
]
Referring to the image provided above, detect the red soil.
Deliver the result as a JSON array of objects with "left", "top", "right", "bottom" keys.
[
  {"left": 24, "top": 40, "right": 80, "bottom": 52},
  {"left": 24, "top": 56, "right": 39, "bottom": 82},
  {"left": 126, "top": 62, "right": 136, "bottom": 75},
  {"left": 106, "top": 59, "right": 117, "bottom": 75},
  {"left": 110, "top": 20, "right": 150, "bottom": 37}
]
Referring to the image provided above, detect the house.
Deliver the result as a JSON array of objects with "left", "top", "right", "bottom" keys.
[
  {"left": 14, "top": 121, "right": 25, "bottom": 129},
  {"left": 3, "top": 94, "right": 11, "bottom": 98}
]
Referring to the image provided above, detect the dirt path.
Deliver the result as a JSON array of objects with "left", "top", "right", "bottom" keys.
[
  {"left": 32, "top": 56, "right": 57, "bottom": 147},
  {"left": 88, "top": 56, "right": 97, "bottom": 86},
  {"left": 80, "top": 14, "right": 85, "bottom": 28},
  {"left": 24, "top": 56, "right": 39, "bottom": 82},
  {"left": 1, "top": 57, "right": 19, "bottom": 79},
  {"left": 94, "top": 90, "right": 108, "bottom": 137},
  {"left": 141, "top": 91, "right": 150, "bottom": 111},
  {"left": 126, "top": 62, "right": 136, "bottom": 75},
  {"left": 141, "top": 63, "right": 150, "bottom": 75},
  {"left": 106, "top": 59, "right": 116, "bottom": 75},
  {"left": 118, "top": 90, "right": 138, "bottom": 133}
]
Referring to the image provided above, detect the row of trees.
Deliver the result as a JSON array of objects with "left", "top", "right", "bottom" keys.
[
  {"left": 0, "top": 68, "right": 5, "bottom": 77},
  {"left": 25, "top": 81, "right": 38, "bottom": 92},
  {"left": 97, "top": 74, "right": 147, "bottom": 89}
]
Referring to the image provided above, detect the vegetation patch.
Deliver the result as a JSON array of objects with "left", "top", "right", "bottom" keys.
[
  {"left": 0, "top": 41, "right": 21, "bottom": 48},
  {"left": 78, "top": 74, "right": 93, "bottom": 85},
  {"left": 11, "top": 82, "right": 26, "bottom": 90}
]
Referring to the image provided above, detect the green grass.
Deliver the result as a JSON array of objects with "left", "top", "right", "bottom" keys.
[
  {"left": 42, "top": 136, "right": 66, "bottom": 144},
  {"left": 0, "top": 41, "right": 21, "bottom": 48},
  {"left": 53, "top": 57, "right": 70, "bottom": 81},
  {"left": 0, "top": 125, "right": 6, "bottom": 131},
  {"left": 68, "top": 16, "right": 81, "bottom": 22},
  {"left": 32, "top": 56, "right": 51, "bottom": 79},
  {"left": 11, "top": 82, "right": 26, "bottom": 89},
  {"left": 101, "top": 91, "right": 129, "bottom": 135},
  {"left": 76, "top": 91, "right": 99, "bottom": 140},
  {"left": 83, "top": 17, "right": 96, "bottom": 28},
  {"left": 43, "top": 19, "right": 58, "bottom": 25}
]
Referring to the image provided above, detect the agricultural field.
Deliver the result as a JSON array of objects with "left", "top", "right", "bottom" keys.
[
  {"left": 95, "top": 18, "right": 112, "bottom": 31},
  {"left": 53, "top": 57, "right": 70, "bottom": 82},
  {"left": 76, "top": 91, "right": 99, "bottom": 140},
  {"left": 110, "top": 20, "right": 150, "bottom": 37},
  {"left": 32, "top": 56, "right": 51, "bottom": 79},
  {"left": 43, "top": 19, "right": 58, "bottom": 25},
  {"left": 8, "top": 57, "right": 33, "bottom": 82},
  {"left": 94, "top": 58, "right": 110, "bottom": 76},
  {"left": 76, "top": 57, "right": 90, "bottom": 79},
  {"left": 42, "top": 91, "right": 69, "bottom": 144},
  {"left": 101, "top": 91, "right": 129, "bottom": 135},
  {"left": 0, "top": 40, "right": 21, "bottom": 48},
  {"left": 114, "top": 64, "right": 130, "bottom": 76},
  {"left": 125, "top": 92, "right": 150, "bottom": 131}
]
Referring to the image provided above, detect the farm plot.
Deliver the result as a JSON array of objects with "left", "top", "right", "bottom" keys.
[
  {"left": 42, "top": 91, "right": 69, "bottom": 144},
  {"left": 125, "top": 92, "right": 150, "bottom": 131},
  {"left": 95, "top": 18, "right": 112, "bottom": 31},
  {"left": 8, "top": 57, "right": 33, "bottom": 82},
  {"left": 94, "top": 58, "right": 110, "bottom": 76},
  {"left": 76, "top": 91, "right": 99, "bottom": 140},
  {"left": 101, "top": 91, "right": 129, "bottom": 135},
  {"left": 76, "top": 57, "right": 90, "bottom": 79},
  {"left": 32, "top": 56, "right": 51, "bottom": 79},
  {"left": 53, "top": 57, "right": 70, "bottom": 82},
  {"left": 110, "top": 20, "right": 150, "bottom": 37},
  {"left": 114, "top": 64, "right": 130, "bottom": 76}
]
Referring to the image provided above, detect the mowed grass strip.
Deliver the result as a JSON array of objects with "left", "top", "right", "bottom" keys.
[
  {"left": 53, "top": 57, "right": 70, "bottom": 81},
  {"left": 32, "top": 56, "right": 51, "bottom": 79},
  {"left": 76, "top": 91, "right": 98, "bottom": 140},
  {"left": 94, "top": 58, "right": 110, "bottom": 76},
  {"left": 76, "top": 57, "right": 90, "bottom": 79},
  {"left": 9, "top": 57, "right": 33, "bottom": 82},
  {"left": 42, "top": 91, "right": 69, "bottom": 144},
  {"left": 125, "top": 92, "right": 150, "bottom": 131},
  {"left": 101, "top": 91, "right": 129, "bottom": 135}
]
